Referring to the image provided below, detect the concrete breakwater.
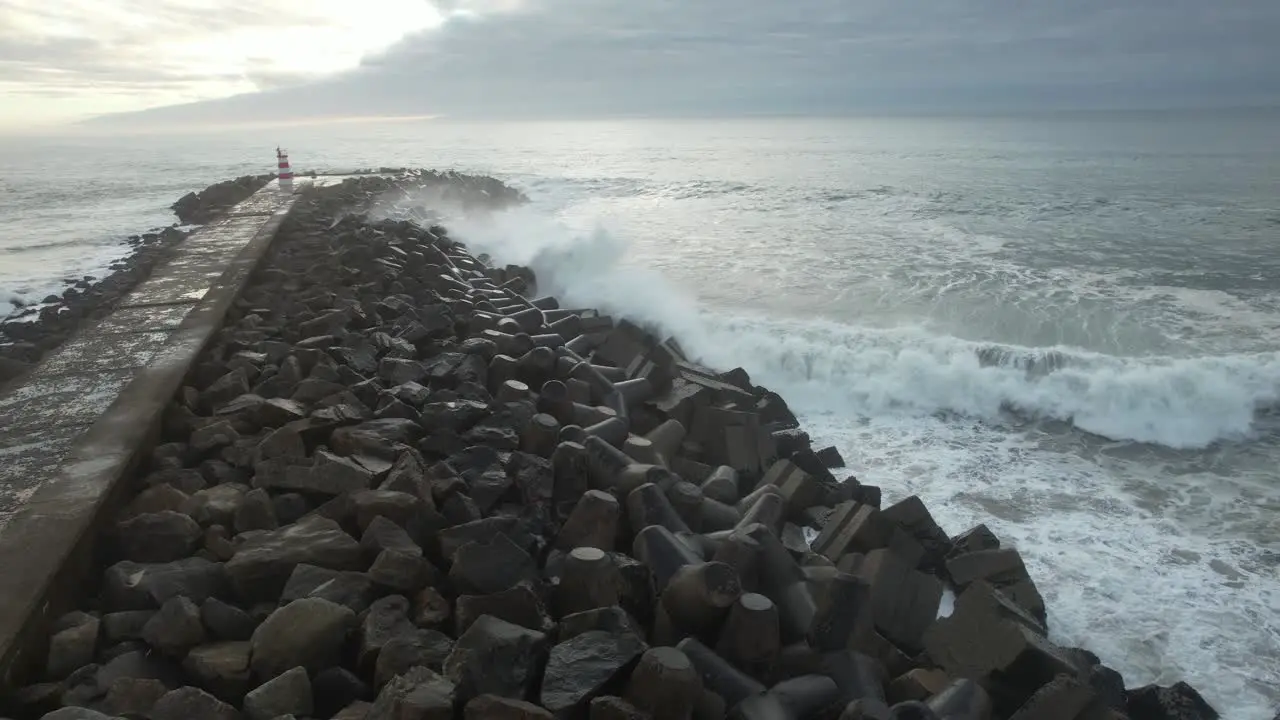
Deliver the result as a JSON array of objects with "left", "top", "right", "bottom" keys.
[
  {"left": 0, "top": 174, "right": 276, "bottom": 387},
  {"left": 0, "top": 174, "right": 1221, "bottom": 720}
]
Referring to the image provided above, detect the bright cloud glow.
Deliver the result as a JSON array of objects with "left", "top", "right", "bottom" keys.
[{"left": 0, "top": 0, "right": 446, "bottom": 129}]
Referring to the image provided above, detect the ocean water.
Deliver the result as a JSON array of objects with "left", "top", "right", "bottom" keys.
[{"left": 3, "top": 113, "right": 1279, "bottom": 718}]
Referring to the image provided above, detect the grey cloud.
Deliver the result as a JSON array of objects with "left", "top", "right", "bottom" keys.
[{"left": 90, "top": 0, "right": 1280, "bottom": 125}]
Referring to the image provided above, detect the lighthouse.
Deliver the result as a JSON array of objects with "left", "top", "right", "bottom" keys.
[{"left": 276, "top": 147, "right": 294, "bottom": 193}]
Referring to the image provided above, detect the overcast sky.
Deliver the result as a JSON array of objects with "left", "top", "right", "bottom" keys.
[{"left": 3, "top": 0, "right": 1279, "bottom": 130}]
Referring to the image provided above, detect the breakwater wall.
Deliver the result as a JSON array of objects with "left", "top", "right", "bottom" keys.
[{"left": 0, "top": 173, "right": 1219, "bottom": 720}]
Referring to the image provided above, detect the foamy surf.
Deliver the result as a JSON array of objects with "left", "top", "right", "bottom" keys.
[
  {"left": 450, "top": 204, "right": 1280, "bottom": 450},
  {"left": 442, "top": 201, "right": 1280, "bottom": 719}
]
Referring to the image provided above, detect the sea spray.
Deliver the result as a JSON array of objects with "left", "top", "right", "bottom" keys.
[{"left": 444, "top": 204, "right": 1280, "bottom": 450}]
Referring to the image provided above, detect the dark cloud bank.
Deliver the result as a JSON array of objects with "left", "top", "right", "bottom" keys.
[{"left": 89, "top": 0, "right": 1280, "bottom": 125}]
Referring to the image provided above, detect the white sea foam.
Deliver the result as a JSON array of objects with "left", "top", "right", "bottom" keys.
[
  {"left": 451, "top": 205, "right": 1280, "bottom": 450},
  {"left": 447, "top": 204, "right": 1280, "bottom": 720}
]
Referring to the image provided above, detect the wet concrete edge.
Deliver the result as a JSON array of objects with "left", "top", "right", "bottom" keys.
[{"left": 0, "top": 193, "right": 300, "bottom": 688}]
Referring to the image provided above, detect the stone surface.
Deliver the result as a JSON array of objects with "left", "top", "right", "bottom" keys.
[
  {"left": 142, "top": 596, "right": 205, "bottom": 657},
  {"left": 183, "top": 641, "right": 253, "bottom": 703},
  {"left": 250, "top": 598, "right": 355, "bottom": 680},
  {"left": 242, "top": 666, "right": 312, "bottom": 720},
  {"left": 444, "top": 614, "right": 548, "bottom": 705},
  {"left": 540, "top": 629, "right": 647, "bottom": 716},
  {"left": 149, "top": 687, "right": 243, "bottom": 720},
  {"left": 225, "top": 516, "right": 363, "bottom": 601}
]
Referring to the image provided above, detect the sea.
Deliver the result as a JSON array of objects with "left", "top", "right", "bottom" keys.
[{"left": 2, "top": 112, "right": 1278, "bottom": 718}]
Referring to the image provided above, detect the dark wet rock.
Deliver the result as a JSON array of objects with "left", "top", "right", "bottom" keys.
[
  {"left": 37, "top": 709, "right": 117, "bottom": 720},
  {"left": 361, "top": 515, "right": 422, "bottom": 558},
  {"left": 271, "top": 492, "right": 310, "bottom": 525},
  {"left": 359, "top": 595, "right": 415, "bottom": 671},
  {"left": 369, "top": 548, "right": 436, "bottom": 594},
  {"left": 141, "top": 596, "right": 205, "bottom": 657},
  {"left": 588, "top": 695, "right": 648, "bottom": 720},
  {"left": 191, "top": 421, "right": 241, "bottom": 455},
  {"left": 233, "top": 488, "right": 278, "bottom": 534},
  {"left": 46, "top": 613, "right": 100, "bottom": 680},
  {"left": 414, "top": 587, "right": 453, "bottom": 628},
  {"left": 243, "top": 666, "right": 312, "bottom": 720},
  {"left": 99, "top": 676, "right": 168, "bottom": 718},
  {"left": 448, "top": 533, "right": 538, "bottom": 596},
  {"left": 102, "top": 611, "right": 153, "bottom": 644},
  {"left": 280, "top": 563, "right": 377, "bottom": 613},
  {"left": 465, "top": 694, "right": 554, "bottom": 719},
  {"left": 200, "top": 597, "right": 256, "bottom": 641},
  {"left": 184, "top": 485, "right": 248, "bottom": 527},
  {"left": 366, "top": 665, "right": 456, "bottom": 720},
  {"left": 269, "top": 449, "right": 377, "bottom": 496},
  {"left": 331, "top": 419, "right": 423, "bottom": 459},
  {"left": 102, "top": 557, "right": 227, "bottom": 611},
  {"left": 313, "top": 667, "right": 371, "bottom": 720},
  {"left": 1127, "top": 682, "right": 1219, "bottom": 720},
  {"left": 182, "top": 642, "right": 252, "bottom": 703},
  {"left": 540, "top": 629, "right": 647, "bottom": 716},
  {"left": 250, "top": 598, "right": 355, "bottom": 680},
  {"left": 114, "top": 511, "right": 201, "bottom": 563},
  {"left": 443, "top": 614, "right": 548, "bottom": 705},
  {"left": 149, "top": 686, "right": 243, "bottom": 720},
  {"left": 374, "top": 629, "right": 455, "bottom": 688},
  {"left": 119, "top": 485, "right": 190, "bottom": 521},
  {"left": 225, "top": 516, "right": 363, "bottom": 601},
  {"left": 455, "top": 583, "right": 554, "bottom": 635}
]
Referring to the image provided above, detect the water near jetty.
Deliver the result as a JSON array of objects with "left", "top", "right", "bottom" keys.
[{"left": 1, "top": 112, "right": 1278, "bottom": 718}]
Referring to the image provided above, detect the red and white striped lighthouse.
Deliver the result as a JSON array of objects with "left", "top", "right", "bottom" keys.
[{"left": 276, "top": 147, "right": 294, "bottom": 192}]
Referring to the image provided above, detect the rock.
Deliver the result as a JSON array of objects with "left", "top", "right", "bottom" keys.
[
  {"left": 449, "top": 533, "right": 538, "bottom": 596},
  {"left": 86, "top": 648, "right": 182, "bottom": 698},
  {"left": 201, "top": 598, "right": 257, "bottom": 641},
  {"left": 185, "top": 485, "right": 247, "bottom": 527},
  {"left": 142, "top": 596, "right": 205, "bottom": 657},
  {"left": 588, "top": 696, "right": 648, "bottom": 720},
  {"left": 191, "top": 421, "right": 241, "bottom": 454},
  {"left": 443, "top": 614, "right": 548, "bottom": 705},
  {"left": 368, "top": 549, "right": 436, "bottom": 594},
  {"left": 359, "top": 596, "right": 415, "bottom": 671},
  {"left": 361, "top": 515, "right": 421, "bottom": 557},
  {"left": 233, "top": 489, "right": 278, "bottom": 534},
  {"left": 414, "top": 587, "right": 452, "bottom": 628},
  {"left": 183, "top": 642, "right": 252, "bottom": 703},
  {"left": 624, "top": 647, "right": 703, "bottom": 720},
  {"left": 102, "top": 611, "right": 153, "bottom": 644},
  {"left": 119, "top": 485, "right": 190, "bottom": 521},
  {"left": 149, "top": 687, "right": 243, "bottom": 720},
  {"left": 224, "top": 516, "right": 363, "bottom": 601},
  {"left": 313, "top": 667, "right": 371, "bottom": 719},
  {"left": 36, "top": 709, "right": 116, "bottom": 720},
  {"left": 114, "top": 511, "right": 201, "bottom": 563},
  {"left": 272, "top": 450, "right": 376, "bottom": 496},
  {"left": 46, "top": 614, "right": 100, "bottom": 680},
  {"left": 351, "top": 489, "right": 423, "bottom": 532},
  {"left": 331, "top": 419, "right": 423, "bottom": 459},
  {"left": 333, "top": 700, "right": 374, "bottom": 720},
  {"left": 99, "top": 676, "right": 168, "bottom": 718},
  {"left": 1126, "top": 682, "right": 1219, "bottom": 720},
  {"left": 271, "top": 493, "right": 310, "bottom": 525},
  {"left": 367, "top": 666, "right": 456, "bottom": 720},
  {"left": 374, "top": 629, "right": 455, "bottom": 688},
  {"left": 250, "top": 598, "right": 355, "bottom": 680},
  {"left": 243, "top": 666, "right": 312, "bottom": 720},
  {"left": 465, "top": 694, "right": 554, "bottom": 719},
  {"left": 280, "top": 564, "right": 376, "bottom": 613},
  {"left": 455, "top": 583, "right": 554, "bottom": 635},
  {"left": 540, "top": 630, "right": 648, "bottom": 716}
]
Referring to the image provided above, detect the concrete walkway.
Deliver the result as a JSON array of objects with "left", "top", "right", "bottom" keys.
[{"left": 0, "top": 181, "right": 300, "bottom": 531}]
